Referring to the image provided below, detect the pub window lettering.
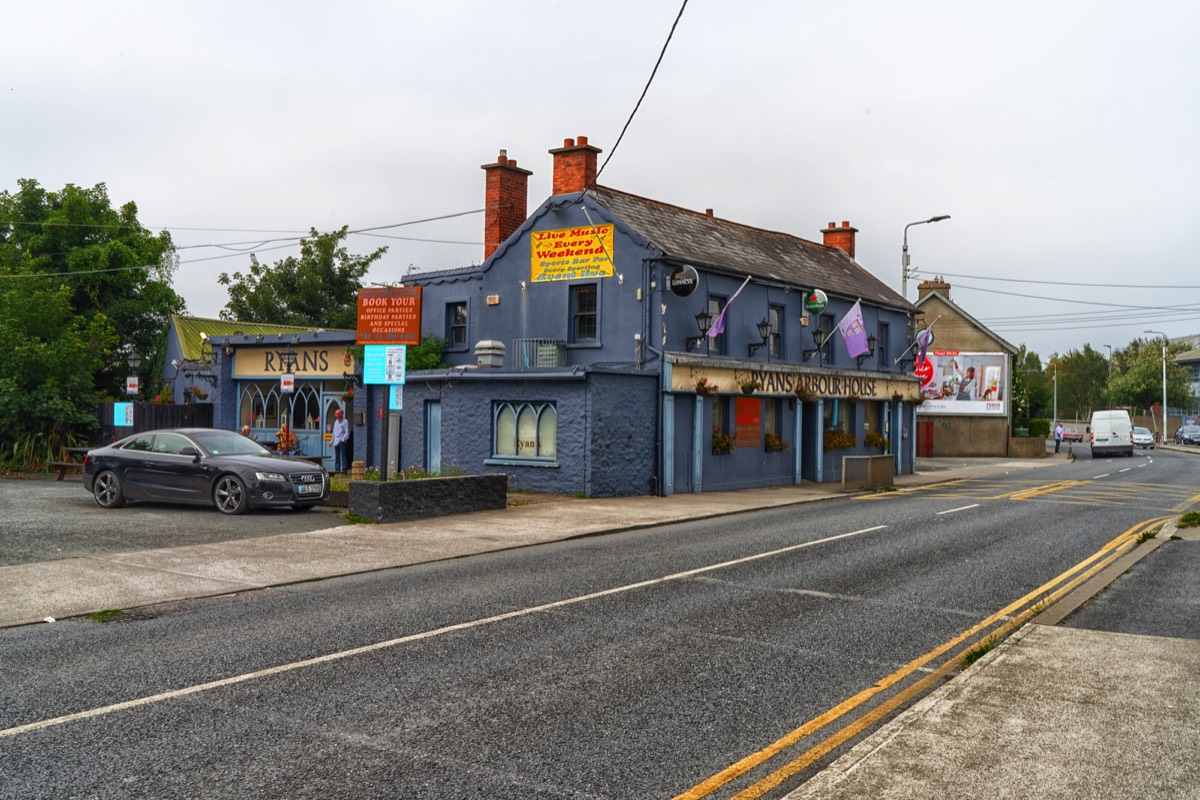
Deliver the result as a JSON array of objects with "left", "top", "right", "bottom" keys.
[{"left": 493, "top": 402, "right": 557, "bottom": 461}]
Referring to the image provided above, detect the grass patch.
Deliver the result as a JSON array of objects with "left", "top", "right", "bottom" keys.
[
  {"left": 1135, "top": 526, "right": 1161, "bottom": 544},
  {"left": 1177, "top": 511, "right": 1200, "bottom": 529},
  {"left": 960, "top": 635, "right": 999, "bottom": 669},
  {"left": 83, "top": 609, "right": 127, "bottom": 623},
  {"left": 1029, "top": 596, "right": 1054, "bottom": 617},
  {"left": 342, "top": 512, "right": 378, "bottom": 524}
]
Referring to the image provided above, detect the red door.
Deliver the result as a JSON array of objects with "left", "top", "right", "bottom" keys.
[{"left": 917, "top": 419, "right": 934, "bottom": 458}]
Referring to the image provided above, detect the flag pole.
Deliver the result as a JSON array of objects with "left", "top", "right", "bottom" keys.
[{"left": 894, "top": 314, "right": 941, "bottom": 364}]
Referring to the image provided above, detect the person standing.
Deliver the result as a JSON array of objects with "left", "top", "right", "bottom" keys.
[
  {"left": 331, "top": 407, "right": 350, "bottom": 474},
  {"left": 1054, "top": 421, "right": 1064, "bottom": 454}
]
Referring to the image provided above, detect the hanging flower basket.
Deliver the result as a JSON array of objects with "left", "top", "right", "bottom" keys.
[
  {"left": 823, "top": 430, "right": 857, "bottom": 451},
  {"left": 865, "top": 430, "right": 890, "bottom": 450},
  {"left": 794, "top": 387, "right": 817, "bottom": 403},
  {"left": 764, "top": 432, "right": 790, "bottom": 452},
  {"left": 695, "top": 377, "right": 715, "bottom": 396},
  {"left": 740, "top": 380, "right": 760, "bottom": 395}
]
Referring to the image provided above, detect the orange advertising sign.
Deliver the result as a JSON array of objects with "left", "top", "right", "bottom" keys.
[
  {"left": 530, "top": 224, "right": 614, "bottom": 282},
  {"left": 357, "top": 286, "right": 422, "bottom": 345}
]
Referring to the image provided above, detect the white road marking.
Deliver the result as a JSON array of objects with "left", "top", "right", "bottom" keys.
[
  {"left": 1, "top": 524, "right": 889, "bottom": 739},
  {"left": 1119, "top": 468, "right": 1131, "bottom": 473},
  {"left": 936, "top": 504, "right": 980, "bottom": 515},
  {"left": 1094, "top": 474, "right": 1109, "bottom": 479}
]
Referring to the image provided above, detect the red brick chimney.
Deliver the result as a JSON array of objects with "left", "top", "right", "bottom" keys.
[
  {"left": 821, "top": 220, "right": 858, "bottom": 259},
  {"left": 481, "top": 148, "right": 532, "bottom": 260},
  {"left": 549, "top": 135, "right": 602, "bottom": 195},
  {"left": 917, "top": 277, "right": 951, "bottom": 301}
]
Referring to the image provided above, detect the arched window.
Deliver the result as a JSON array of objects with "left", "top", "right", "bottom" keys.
[{"left": 492, "top": 402, "right": 556, "bottom": 463}]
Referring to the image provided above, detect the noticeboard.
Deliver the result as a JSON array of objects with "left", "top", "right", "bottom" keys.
[
  {"left": 357, "top": 286, "right": 422, "bottom": 345},
  {"left": 363, "top": 345, "right": 407, "bottom": 385}
]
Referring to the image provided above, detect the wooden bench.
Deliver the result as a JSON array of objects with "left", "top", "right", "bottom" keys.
[{"left": 50, "top": 447, "right": 90, "bottom": 480}]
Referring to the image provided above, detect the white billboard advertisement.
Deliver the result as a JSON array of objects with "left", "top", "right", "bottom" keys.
[{"left": 916, "top": 351, "right": 1007, "bottom": 415}]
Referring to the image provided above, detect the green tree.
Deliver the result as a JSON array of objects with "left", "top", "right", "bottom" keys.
[
  {"left": 0, "top": 180, "right": 184, "bottom": 397},
  {"left": 1108, "top": 338, "right": 1192, "bottom": 419},
  {"left": 1048, "top": 345, "right": 1109, "bottom": 421},
  {"left": 218, "top": 227, "right": 387, "bottom": 330},
  {"left": 1011, "top": 345, "right": 1049, "bottom": 427},
  {"left": 0, "top": 180, "right": 183, "bottom": 465}
]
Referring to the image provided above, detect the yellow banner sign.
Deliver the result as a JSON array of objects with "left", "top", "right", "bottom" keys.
[{"left": 531, "top": 224, "right": 614, "bottom": 282}]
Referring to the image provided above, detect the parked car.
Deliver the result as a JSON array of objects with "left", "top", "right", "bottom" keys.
[
  {"left": 1062, "top": 427, "right": 1085, "bottom": 443},
  {"left": 1175, "top": 425, "right": 1200, "bottom": 445},
  {"left": 1132, "top": 426, "right": 1155, "bottom": 449},
  {"left": 83, "top": 428, "right": 329, "bottom": 514}
]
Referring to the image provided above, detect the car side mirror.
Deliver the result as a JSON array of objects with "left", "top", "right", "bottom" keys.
[{"left": 180, "top": 446, "right": 200, "bottom": 460}]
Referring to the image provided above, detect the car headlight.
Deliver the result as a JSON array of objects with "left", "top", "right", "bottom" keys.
[{"left": 255, "top": 472, "right": 287, "bottom": 482}]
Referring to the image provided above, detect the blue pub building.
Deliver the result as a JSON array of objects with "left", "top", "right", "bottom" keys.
[{"left": 359, "top": 135, "right": 922, "bottom": 496}]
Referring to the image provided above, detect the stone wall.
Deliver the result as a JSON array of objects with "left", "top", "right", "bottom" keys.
[{"left": 349, "top": 473, "right": 508, "bottom": 523}]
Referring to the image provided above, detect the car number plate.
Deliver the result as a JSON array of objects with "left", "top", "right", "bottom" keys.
[{"left": 296, "top": 483, "right": 323, "bottom": 495}]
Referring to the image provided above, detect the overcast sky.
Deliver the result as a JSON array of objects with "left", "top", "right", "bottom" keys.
[{"left": 6, "top": 1, "right": 1199, "bottom": 360}]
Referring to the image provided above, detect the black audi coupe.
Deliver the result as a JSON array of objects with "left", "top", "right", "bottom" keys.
[{"left": 83, "top": 428, "right": 329, "bottom": 514}]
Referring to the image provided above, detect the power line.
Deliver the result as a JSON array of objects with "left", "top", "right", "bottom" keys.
[
  {"left": 930, "top": 269, "right": 1200, "bottom": 290},
  {"left": 578, "top": 0, "right": 689, "bottom": 200}
]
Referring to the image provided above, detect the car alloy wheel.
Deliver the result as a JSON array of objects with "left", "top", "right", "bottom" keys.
[
  {"left": 213, "top": 475, "right": 249, "bottom": 515},
  {"left": 93, "top": 470, "right": 126, "bottom": 509}
]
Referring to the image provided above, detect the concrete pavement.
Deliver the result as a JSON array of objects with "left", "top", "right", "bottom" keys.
[{"left": 5, "top": 449, "right": 1199, "bottom": 799}]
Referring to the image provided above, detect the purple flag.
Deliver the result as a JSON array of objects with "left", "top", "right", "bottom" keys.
[
  {"left": 836, "top": 300, "right": 869, "bottom": 358},
  {"left": 915, "top": 320, "right": 937, "bottom": 364},
  {"left": 708, "top": 275, "right": 752, "bottom": 338}
]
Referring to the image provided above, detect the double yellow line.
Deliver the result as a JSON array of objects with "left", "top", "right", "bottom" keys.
[{"left": 675, "top": 515, "right": 1171, "bottom": 800}]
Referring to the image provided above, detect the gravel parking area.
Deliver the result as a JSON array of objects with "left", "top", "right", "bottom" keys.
[{"left": 0, "top": 477, "right": 347, "bottom": 566}]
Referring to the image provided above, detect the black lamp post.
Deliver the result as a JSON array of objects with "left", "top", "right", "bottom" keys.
[{"left": 126, "top": 351, "right": 142, "bottom": 397}]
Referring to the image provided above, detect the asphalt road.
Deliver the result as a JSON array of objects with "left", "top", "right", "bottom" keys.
[
  {"left": 2, "top": 451, "right": 1197, "bottom": 798},
  {"left": 0, "top": 478, "right": 346, "bottom": 566}
]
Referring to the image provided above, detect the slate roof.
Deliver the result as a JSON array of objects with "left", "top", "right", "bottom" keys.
[{"left": 587, "top": 186, "right": 917, "bottom": 313}]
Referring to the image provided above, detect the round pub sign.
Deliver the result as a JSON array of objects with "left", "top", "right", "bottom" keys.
[
  {"left": 668, "top": 264, "right": 699, "bottom": 297},
  {"left": 804, "top": 289, "right": 828, "bottom": 315}
]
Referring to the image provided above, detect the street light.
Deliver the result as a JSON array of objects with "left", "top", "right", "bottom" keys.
[
  {"left": 1103, "top": 344, "right": 1112, "bottom": 378},
  {"left": 1145, "top": 330, "right": 1167, "bottom": 440},
  {"left": 902, "top": 215, "right": 951, "bottom": 300}
]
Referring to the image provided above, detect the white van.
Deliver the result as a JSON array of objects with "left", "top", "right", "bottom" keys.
[{"left": 1088, "top": 409, "right": 1134, "bottom": 457}]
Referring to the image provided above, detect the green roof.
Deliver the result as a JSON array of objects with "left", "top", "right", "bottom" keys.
[{"left": 171, "top": 316, "right": 353, "bottom": 361}]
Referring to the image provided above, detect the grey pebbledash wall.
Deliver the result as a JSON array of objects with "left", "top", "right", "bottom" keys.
[{"left": 398, "top": 369, "right": 659, "bottom": 498}]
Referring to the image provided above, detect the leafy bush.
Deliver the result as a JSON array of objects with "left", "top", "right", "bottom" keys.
[{"left": 1029, "top": 418, "right": 1051, "bottom": 438}]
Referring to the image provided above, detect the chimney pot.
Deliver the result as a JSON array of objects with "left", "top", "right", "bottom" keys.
[
  {"left": 705, "top": 208, "right": 714, "bottom": 217},
  {"left": 577, "top": 135, "right": 588, "bottom": 146},
  {"left": 821, "top": 219, "right": 859, "bottom": 260},
  {"left": 564, "top": 138, "right": 574, "bottom": 148},
  {"left": 549, "top": 134, "right": 603, "bottom": 195}
]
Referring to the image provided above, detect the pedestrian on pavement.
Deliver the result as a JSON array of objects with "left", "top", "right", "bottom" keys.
[
  {"left": 1054, "top": 421, "right": 1064, "bottom": 453},
  {"left": 331, "top": 408, "right": 350, "bottom": 473},
  {"left": 277, "top": 422, "right": 297, "bottom": 455}
]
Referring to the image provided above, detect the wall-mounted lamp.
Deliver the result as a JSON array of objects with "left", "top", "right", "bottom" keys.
[
  {"left": 855, "top": 333, "right": 879, "bottom": 366},
  {"left": 686, "top": 309, "right": 714, "bottom": 352},
  {"left": 126, "top": 351, "right": 142, "bottom": 372},
  {"left": 256, "top": 334, "right": 265, "bottom": 344},
  {"left": 747, "top": 318, "right": 773, "bottom": 358},
  {"left": 342, "top": 370, "right": 363, "bottom": 387},
  {"left": 224, "top": 343, "right": 235, "bottom": 357},
  {"left": 279, "top": 345, "right": 298, "bottom": 372},
  {"left": 804, "top": 328, "right": 828, "bottom": 363}
]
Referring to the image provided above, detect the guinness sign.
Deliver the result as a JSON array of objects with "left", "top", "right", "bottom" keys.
[{"left": 669, "top": 264, "right": 699, "bottom": 297}]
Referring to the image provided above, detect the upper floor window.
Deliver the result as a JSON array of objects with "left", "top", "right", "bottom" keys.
[
  {"left": 446, "top": 302, "right": 468, "bottom": 350},
  {"left": 571, "top": 284, "right": 597, "bottom": 343},
  {"left": 820, "top": 314, "right": 835, "bottom": 364},
  {"left": 769, "top": 305, "right": 784, "bottom": 357},
  {"left": 707, "top": 296, "right": 727, "bottom": 355},
  {"left": 877, "top": 321, "right": 890, "bottom": 370}
]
